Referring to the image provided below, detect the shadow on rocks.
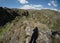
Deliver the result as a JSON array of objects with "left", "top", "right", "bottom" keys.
[{"left": 29, "top": 27, "right": 39, "bottom": 43}]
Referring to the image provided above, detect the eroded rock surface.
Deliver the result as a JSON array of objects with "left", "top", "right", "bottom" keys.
[{"left": 0, "top": 20, "right": 53, "bottom": 43}]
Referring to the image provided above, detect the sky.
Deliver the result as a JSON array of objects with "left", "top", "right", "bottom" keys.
[{"left": 0, "top": 0, "right": 60, "bottom": 10}]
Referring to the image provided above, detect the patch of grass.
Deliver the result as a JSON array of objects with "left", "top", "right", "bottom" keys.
[
  {"left": 0, "top": 18, "right": 17, "bottom": 38},
  {"left": 0, "top": 23, "right": 11, "bottom": 38}
]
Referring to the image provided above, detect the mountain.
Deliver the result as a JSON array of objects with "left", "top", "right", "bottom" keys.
[{"left": 0, "top": 7, "right": 60, "bottom": 43}]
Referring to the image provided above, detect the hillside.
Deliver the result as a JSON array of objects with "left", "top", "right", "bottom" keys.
[{"left": 0, "top": 7, "right": 60, "bottom": 43}]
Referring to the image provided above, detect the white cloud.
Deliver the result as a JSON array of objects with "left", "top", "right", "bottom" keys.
[
  {"left": 32, "top": 5, "right": 43, "bottom": 8},
  {"left": 20, "top": 4, "right": 43, "bottom": 10},
  {"left": 20, "top": 4, "right": 60, "bottom": 12},
  {"left": 51, "top": 1, "right": 57, "bottom": 7},
  {"left": 49, "top": 8, "right": 58, "bottom": 11},
  {"left": 48, "top": 0, "right": 58, "bottom": 7},
  {"left": 48, "top": 3, "right": 51, "bottom": 6},
  {"left": 43, "top": 8, "right": 60, "bottom": 12},
  {"left": 18, "top": 0, "right": 29, "bottom": 4}
]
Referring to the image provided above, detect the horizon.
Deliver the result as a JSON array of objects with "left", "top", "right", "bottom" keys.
[{"left": 0, "top": 0, "right": 60, "bottom": 10}]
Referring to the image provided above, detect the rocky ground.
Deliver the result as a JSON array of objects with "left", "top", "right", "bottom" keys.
[{"left": 0, "top": 7, "right": 60, "bottom": 43}]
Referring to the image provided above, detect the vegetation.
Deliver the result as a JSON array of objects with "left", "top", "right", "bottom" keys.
[{"left": 0, "top": 7, "right": 60, "bottom": 43}]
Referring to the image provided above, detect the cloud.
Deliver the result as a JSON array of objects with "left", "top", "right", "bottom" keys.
[
  {"left": 20, "top": 4, "right": 43, "bottom": 10},
  {"left": 48, "top": 0, "right": 58, "bottom": 7},
  {"left": 20, "top": 4, "right": 43, "bottom": 9},
  {"left": 51, "top": 1, "right": 57, "bottom": 7},
  {"left": 18, "top": 0, "right": 29, "bottom": 4},
  {"left": 42, "top": 8, "right": 60, "bottom": 12},
  {"left": 48, "top": 3, "right": 51, "bottom": 6},
  {"left": 20, "top": 4, "right": 60, "bottom": 12}
]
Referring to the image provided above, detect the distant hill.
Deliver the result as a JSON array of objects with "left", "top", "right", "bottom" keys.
[{"left": 0, "top": 7, "right": 60, "bottom": 43}]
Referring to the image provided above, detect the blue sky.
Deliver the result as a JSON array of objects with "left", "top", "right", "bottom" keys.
[{"left": 0, "top": 0, "right": 60, "bottom": 10}]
